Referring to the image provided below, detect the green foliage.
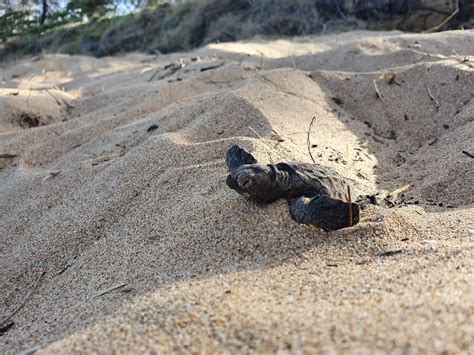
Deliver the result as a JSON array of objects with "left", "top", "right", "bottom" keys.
[
  {"left": 0, "top": 10, "right": 36, "bottom": 42},
  {"left": 66, "top": 0, "right": 113, "bottom": 19},
  {"left": 0, "top": 0, "right": 118, "bottom": 43}
]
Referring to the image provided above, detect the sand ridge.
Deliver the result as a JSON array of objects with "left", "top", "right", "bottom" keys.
[{"left": 1, "top": 30, "right": 473, "bottom": 353}]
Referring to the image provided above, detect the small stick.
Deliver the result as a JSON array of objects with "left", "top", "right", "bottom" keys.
[
  {"left": 388, "top": 184, "right": 410, "bottom": 199},
  {"left": 53, "top": 85, "right": 75, "bottom": 109},
  {"left": 256, "top": 50, "right": 265, "bottom": 70},
  {"left": 45, "top": 89, "right": 62, "bottom": 106},
  {"left": 252, "top": 122, "right": 286, "bottom": 142},
  {"left": 42, "top": 170, "right": 61, "bottom": 182},
  {"left": 0, "top": 153, "right": 17, "bottom": 159},
  {"left": 426, "top": 87, "right": 440, "bottom": 109},
  {"left": 377, "top": 249, "right": 403, "bottom": 257},
  {"left": 56, "top": 264, "right": 71, "bottom": 276},
  {"left": 423, "top": 8, "right": 459, "bottom": 34},
  {"left": 347, "top": 185, "right": 353, "bottom": 227},
  {"left": 62, "top": 98, "right": 74, "bottom": 110},
  {"left": 200, "top": 62, "right": 224, "bottom": 72},
  {"left": 96, "top": 283, "right": 128, "bottom": 297},
  {"left": 307, "top": 116, "right": 317, "bottom": 163},
  {"left": 290, "top": 55, "right": 296, "bottom": 70},
  {"left": 373, "top": 80, "right": 383, "bottom": 100},
  {"left": 0, "top": 271, "right": 46, "bottom": 326},
  {"left": 0, "top": 321, "right": 14, "bottom": 334},
  {"left": 147, "top": 67, "right": 161, "bottom": 82},
  {"left": 461, "top": 150, "right": 474, "bottom": 158}
]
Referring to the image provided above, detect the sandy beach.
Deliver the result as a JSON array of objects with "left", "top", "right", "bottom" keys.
[{"left": 1, "top": 29, "right": 473, "bottom": 353}]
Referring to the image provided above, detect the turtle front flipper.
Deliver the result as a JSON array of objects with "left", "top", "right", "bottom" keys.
[
  {"left": 290, "top": 195, "right": 360, "bottom": 230},
  {"left": 226, "top": 144, "right": 257, "bottom": 172}
]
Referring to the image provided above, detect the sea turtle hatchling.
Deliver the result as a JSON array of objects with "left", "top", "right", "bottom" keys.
[{"left": 225, "top": 144, "right": 363, "bottom": 230}]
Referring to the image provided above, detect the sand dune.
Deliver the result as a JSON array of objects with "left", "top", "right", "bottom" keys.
[{"left": 1, "top": 30, "right": 473, "bottom": 353}]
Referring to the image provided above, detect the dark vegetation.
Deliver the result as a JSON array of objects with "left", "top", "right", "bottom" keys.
[{"left": 1, "top": 0, "right": 473, "bottom": 62}]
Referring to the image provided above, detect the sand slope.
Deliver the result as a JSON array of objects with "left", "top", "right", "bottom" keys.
[{"left": 1, "top": 30, "right": 473, "bottom": 353}]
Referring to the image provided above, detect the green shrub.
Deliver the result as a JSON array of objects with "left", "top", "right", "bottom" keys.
[
  {"left": 0, "top": 0, "right": 470, "bottom": 62},
  {"left": 0, "top": 10, "right": 36, "bottom": 42}
]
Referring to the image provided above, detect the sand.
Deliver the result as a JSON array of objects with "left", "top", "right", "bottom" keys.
[{"left": 1, "top": 29, "right": 473, "bottom": 353}]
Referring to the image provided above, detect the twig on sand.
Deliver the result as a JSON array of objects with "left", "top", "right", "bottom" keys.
[
  {"left": 96, "top": 283, "right": 128, "bottom": 297},
  {"left": 373, "top": 80, "right": 383, "bottom": 100},
  {"left": 256, "top": 50, "right": 266, "bottom": 70},
  {"left": 0, "top": 270, "right": 46, "bottom": 326},
  {"left": 53, "top": 85, "right": 75, "bottom": 109},
  {"left": 253, "top": 122, "right": 286, "bottom": 142},
  {"left": 45, "top": 89, "right": 62, "bottom": 106},
  {"left": 347, "top": 185, "right": 353, "bottom": 227},
  {"left": 426, "top": 87, "right": 440, "bottom": 110},
  {"left": 0, "top": 153, "right": 17, "bottom": 159},
  {"left": 307, "top": 116, "right": 317, "bottom": 163},
  {"left": 377, "top": 249, "right": 403, "bottom": 257},
  {"left": 248, "top": 126, "right": 276, "bottom": 151},
  {"left": 290, "top": 55, "right": 296, "bottom": 70},
  {"left": 147, "top": 67, "right": 161, "bottom": 82},
  {"left": 46, "top": 88, "right": 74, "bottom": 110},
  {"left": 423, "top": 7, "right": 459, "bottom": 34},
  {"left": 379, "top": 72, "right": 401, "bottom": 86},
  {"left": 461, "top": 150, "right": 474, "bottom": 158},
  {"left": 388, "top": 184, "right": 410, "bottom": 199},
  {"left": 248, "top": 125, "right": 265, "bottom": 140},
  {"left": 63, "top": 100, "right": 74, "bottom": 110},
  {"left": 42, "top": 170, "right": 61, "bottom": 182},
  {"left": 200, "top": 62, "right": 224, "bottom": 72},
  {"left": 0, "top": 321, "right": 14, "bottom": 335},
  {"left": 248, "top": 126, "right": 285, "bottom": 163},
  {"left": 148, "top": 61, "right": 184, "bottom": 82}
]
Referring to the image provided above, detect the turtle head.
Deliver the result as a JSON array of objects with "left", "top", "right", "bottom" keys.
[{"left": 226, "top": 164, "right": 278, "bottom": 202}]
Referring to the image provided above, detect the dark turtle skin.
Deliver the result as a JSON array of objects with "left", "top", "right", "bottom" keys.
[{"left": 225, "top": 144, "right": 360, "bottom": 230}]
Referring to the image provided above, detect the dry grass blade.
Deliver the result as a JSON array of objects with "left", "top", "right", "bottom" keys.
[
  {"left": 248, "top": 126, "right": 286, "bottom": 163},
  {"left": 307, "top": 116, "right": 317, "bottom": 164},
  {"left": 426, "top": 87, "right": 440, "bottom": 109},
  {"left": 45, "top": 89, "right": 62, "bottom": 106},
  {"left": 0, "top": 271, "right": 46, "bottom": 326},
  {"left": 373, "top": 80, "right": 383, "bottom": 100},
  {"left": 42, "top": 170, "right": 61, "bottom": 182},
  {"left": 290, "top": 55, "right": 296, "bottom": 70},
  {"left": 256, "top": 50, "right": 266, "bottom": 70},
  {"left": 248, "top": 126, "right": 275, "bottom": 151},
  {"left": 248, "top": 125, "right": 264, "bottom": 140},
  {"left": 423, "top": 8, "right": 459, "bottom": 34},
  {"left": 62, "top": 98, "right": 74, "bottom": 110},
  {"left": 347, "top": 185, "right": 353, "bottom": 227},
  {"left": 96, "top": 283, "right": 128, "bottom": 297}
]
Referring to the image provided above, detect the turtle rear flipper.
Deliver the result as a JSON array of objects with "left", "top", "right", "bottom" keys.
[
  {"left": 290, "top": 195, "right": 360, "bottom": 230},
  {"left": 226, "top": 144, "right": 257, "bottom": 172}
]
